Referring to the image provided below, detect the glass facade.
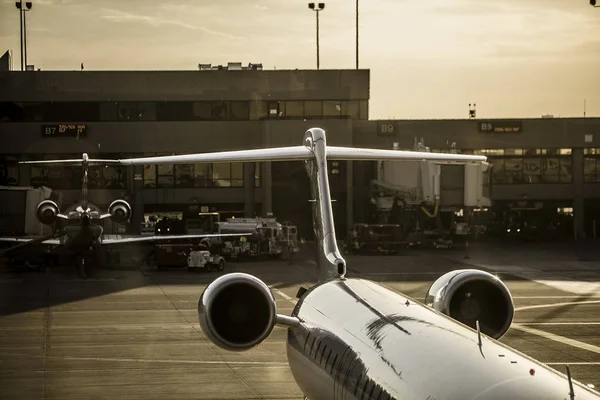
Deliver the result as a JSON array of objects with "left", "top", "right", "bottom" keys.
[
  {"left": 144, "top": 161, "right": 260, "bottom": 189},
  {"left": 0, "top": 152, "right": 261, "bottom": 190},
  {"left": 457, "top": 148, "right": 574, "bottom": 184},
  {"left": 0, "top": 100, "right": 369, "bottom": 122},
  {"left": 4, "top": 147, "right": 600, "bottom": 190},
  {"left": 27, "top": 153, "right": 127, "bottom": 190}
]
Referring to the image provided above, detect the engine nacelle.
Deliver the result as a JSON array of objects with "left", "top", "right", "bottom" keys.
[
  {"left": 198, "top": 273, "right": 277, "bottom": 352},
  {"left": 425, "top": 269, "right": 514, "bottom": 339},
  {"left": 108, "top": 199, "right": 132, "bottom": 224},
  {"left": 36, "top": 200, "right": 61, "bottom": 225}
]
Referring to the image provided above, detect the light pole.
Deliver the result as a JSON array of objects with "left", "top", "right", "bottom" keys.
[
  {"left": 15, "top": 1, "right": 32, "bottom": 71},
  {"left": 308, "top": 2, "right": 325, "bottom": 70},
  {"left": 356, "top": 0, "right": 359, "bottom": 69},
  {"left": 23, "top": 2, "right": 32, "bottom": 69}
]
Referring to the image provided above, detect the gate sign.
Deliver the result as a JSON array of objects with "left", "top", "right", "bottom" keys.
[
  {"left": 378, "top": 122, "right": 395, "bottom": 136},
  {"left": 42, "top": 124, "right": 88, "bottom": 138},
  {"left": 478, "top": 120, "right": 522, "bottom": 133}
]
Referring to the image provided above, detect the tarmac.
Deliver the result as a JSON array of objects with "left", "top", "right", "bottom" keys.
[{"left": 1, "top": 241, "right": 599, "bottom": 399}]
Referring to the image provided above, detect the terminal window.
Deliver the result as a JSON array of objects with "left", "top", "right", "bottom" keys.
[
  {"left": 304, "top": 101, "right": 323, "bottom": 118},
  {"left": 230, "top": 101, "right": 250, "bottom": 120},
  {"left": 1, "top": 100, "right": 369, "bottom": 122},
  {"left": 145, "top": 161, "right": 252, "bottom": 188},
  {"left": 584, "top": 148, "right": 600, "bottom": 183},
  {"left": 0, "top": 156, "right": 18, "bottom": 186},
  {"left": 285, "top": 101, "right": 304, "bottom": 117},
  {"left": 472, "top": 148, "right": 572, "bottom": 184},
  {"left": 27, "top": 153, "right": 126, "bottom": 190},
  {"left": 193, "top": 102, "right": 229, "bottom": 120},
  {"left": 322, "top": 101, "right": 342, "bottom": 117}
]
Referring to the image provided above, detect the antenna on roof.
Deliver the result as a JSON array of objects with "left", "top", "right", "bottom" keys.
[{"left": 566, "top": 365, "right": 575, "bottom": 400}]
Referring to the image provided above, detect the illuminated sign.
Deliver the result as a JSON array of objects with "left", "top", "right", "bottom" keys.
[
  {"left": 42, "top": 124, "right": 88, "bottom": 138},
  {"left": 378, "top": 122, "right": 395, "bottom": 136},
  {"left": 478, "top": 121, "right": 522, "bottom": 133}
]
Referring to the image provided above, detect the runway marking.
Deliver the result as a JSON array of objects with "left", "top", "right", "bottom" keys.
[
  {"left": 516, "top": 300, "right": 600, "bottom": 312},
  {"left": 546, "top": 362, "right": 600, "bottom": 365},
  {"left": 511, "top": 323, "right": 600, "bottom": 355},
  {"left": 514, "top": 296, "right": 600, "bottom": 299},
  {"left": 459, "top": 262, "right": 600, "bottom": 295},
  {"left": 54, "top": 279, "right": 116, "bottom": 282},
  {"left": 270, "top": 286, "right": 298, "bottom": 306},
  {"left": 58, "top": 356, "right": 290, "bottom": 366},
  {"left": 354, "top": 272, "right": 445, "bottom": 276},
  {"left": 516, "top": 322, "right": 600, "bottom": 325}
]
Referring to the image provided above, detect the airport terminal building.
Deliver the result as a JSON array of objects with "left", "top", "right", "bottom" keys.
[{"left": 1, "top": 63, "right": 600, "bottom": 239}]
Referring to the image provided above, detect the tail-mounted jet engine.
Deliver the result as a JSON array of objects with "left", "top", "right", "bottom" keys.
[
  {"left": 36, "top": 200, "right": 61, "bottom": 225},
  {"left": 198, "top": 273, "right": 277, "bottom": 351},
  {"left": 425, "top": 269, "right": 514, "bottom": 339},
  {"left": 107, "top": 200, "right": 132, "bottom": 224}
]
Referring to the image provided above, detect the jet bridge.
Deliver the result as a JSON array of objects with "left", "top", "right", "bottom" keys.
[
  {"left": 0, "top": 185, "right": 56, "bottom": 236},
  {"left": 352, "top": 139, "right": 491, "bottom": 251}
]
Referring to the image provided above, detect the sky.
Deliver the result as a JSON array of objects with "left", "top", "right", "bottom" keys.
[{"left": 0, "top": 0, "right": 599, "bottom": 119}]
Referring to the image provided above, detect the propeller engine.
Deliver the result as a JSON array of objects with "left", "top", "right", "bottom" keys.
[
  {"left": 36, "top": 200, "right": 61, "bottom": 226},
  {"left": 107, "top": 199, "right": 132, "bottom": 224},
  {"left": 425, "top": 269, "right": 514, "bottom": 339},
  {"left": 198, "top": 273, "right": 277, "bottom": 352}
]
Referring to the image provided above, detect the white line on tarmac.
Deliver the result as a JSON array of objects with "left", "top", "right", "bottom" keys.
[
  {"left": 511, "top": 323, "right": 600, "bottom": 354},
  {"left": 515, "top": 300, "right": 600, "bottom": 312},
  {"left": 270, "top": 286, "right": 298, "bottom": 306},
  {"left": 516, "top": 322, "right": 600, "bottom": 325},
  {"left": 460, "top": 262, "right": 600, "bottom": 295},
  {"left": 514, "top": 296, "right": 600, "bottom": 299},
  {"left": 546, "top": 362, "right": 600, "bottom": 365},
  {"left": 355, "top": 272, "right": 443, "bottom": 276},
  {"left": 55, "top": 279, "right": 116, "bottom": 282},
  {"left": 57, "top": 356, "right": 290, "bottom": 366}
]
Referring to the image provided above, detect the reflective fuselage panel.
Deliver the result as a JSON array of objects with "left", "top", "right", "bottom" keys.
[{"left": 286, "top": 278, "right": 600, "bottom": 400}]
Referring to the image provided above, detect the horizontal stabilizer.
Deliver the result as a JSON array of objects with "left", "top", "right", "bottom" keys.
[
  {"left": 117, "top": 146, "right": 314, "bottom": 165},
  {"left": 20, "top": 158, "right": 121, "bottom": 166},
  {"left": 326, "top": 146, "right": 485, "bottom": 163},
  {"left": 115, "top": 146, "right": 485, "bottom": 165}
]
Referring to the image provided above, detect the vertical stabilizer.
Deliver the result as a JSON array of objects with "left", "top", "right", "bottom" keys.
[
  {"left": 303, "top": 128, "right": 346, "bottom": 282},
  {"left": 81, "top": 153, "right": 89, "bottom": 210}
]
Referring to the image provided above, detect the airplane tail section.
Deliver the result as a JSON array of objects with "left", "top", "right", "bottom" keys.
[
  {"left": 303, "top": 129, "right": 347, "bottom": 281},
  {"left": 112, "top": 127, "right": 486, "bottom": 283},
  {"left": 20, "top": 153, "right": 121, "bottom": 210}
]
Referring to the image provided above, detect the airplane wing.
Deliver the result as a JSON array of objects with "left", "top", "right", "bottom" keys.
[
  {"left": 0, "top": 237, "right": 62, "bottom": 245},
  {"left": 116, "top": 146, "right": 486, "bottom": 165},
  {"left": 101, "top": 233, "right": 253, "bottom": 245}
]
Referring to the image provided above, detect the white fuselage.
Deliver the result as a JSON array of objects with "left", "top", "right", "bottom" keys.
[{"left": 286, "top": 278, "right": 600, "bottom": 400}]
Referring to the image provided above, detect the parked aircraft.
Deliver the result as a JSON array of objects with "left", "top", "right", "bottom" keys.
[
  {"left": 112, "top": 127, "right": 600, "bottom": 399},
  {"left": 0, "top": 154, "right": 250, "bottom": 278}
]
